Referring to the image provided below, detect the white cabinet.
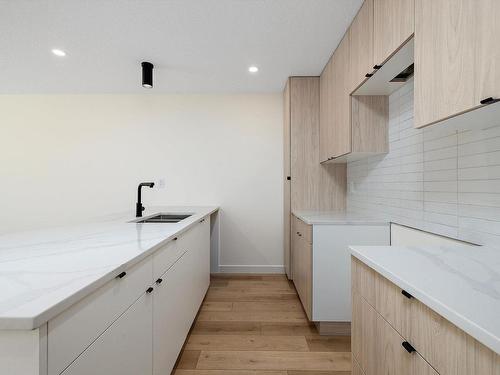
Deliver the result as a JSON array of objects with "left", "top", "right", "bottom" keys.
[
  {"left": 312, "top": 224, "right": 389, "bottom": 322},
  {"left": 61, "top": 292, "right": 153, "bottom": 375},
  {"left": 153, "top": 218, "right": 210, "bottom": 375},
  {"left": 48, "top": 256, "right": 152, "bottom": 375}
]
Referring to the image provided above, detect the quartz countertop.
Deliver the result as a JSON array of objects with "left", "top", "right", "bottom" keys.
[
  {"left": 350, "top": 244, "right": 500, "bottom": 355},
  {"left": 0, "top": 206, "right": 218, "bottom": 330},
  {"left": 293, "top": 210, "right": 388, "bottom": 225}
]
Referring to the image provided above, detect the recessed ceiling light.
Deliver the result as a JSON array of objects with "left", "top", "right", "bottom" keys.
[
  {"left": 51, "top": 49, "right": 66, "bottom": 57},
  {"left": 248, "top": 66, "right": 259, "bottom": 73}
]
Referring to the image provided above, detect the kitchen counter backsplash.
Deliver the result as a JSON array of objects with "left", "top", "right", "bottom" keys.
[{"left": 347, "top": 79, "right": 500, "bottom": 247}]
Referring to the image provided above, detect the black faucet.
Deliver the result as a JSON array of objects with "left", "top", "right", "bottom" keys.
[{"left": 136, "top": 182, "right": 155, "bottom": 217}]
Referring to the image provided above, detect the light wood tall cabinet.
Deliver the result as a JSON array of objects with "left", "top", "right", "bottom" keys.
[
  {"left": 414, "top": 0, "right": 500, "bottom": 128},
  {"left": 283, "top": 77, "right": 346, "bottom": 279},
  {"left": 373, "top": 0, "right": 414, "bottom": 66}
]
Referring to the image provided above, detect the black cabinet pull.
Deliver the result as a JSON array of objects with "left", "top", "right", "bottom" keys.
[
  {"left": 116, "top": 271, "right": 127, "bottom": 279},
  {"left": 287, "top": 176, "right": 291, "bottom": 181},
  {"left": 402, "top": 341, "right": 416, "bottom": 353},
  {"left": 480, "top": 97, "right": 499, "bottom": 105},
  {"left": 298, "top": 233, "right": 302, "bottom": 237},
  {"left": 156, "top": 278, "right": 163, "bottom": 285},
  {"left": 146, "top": 287, "right": 154, "bottom": 294},
  {"left": 373, "top": 64, "right": 382, "bottom": 70},
  {"left": 401, "top": 290, "right": 413, "bottom": 299},
  {"left": 173, "top": 237, "right": 178, "bottom": 241},
  {"left": 365, "top": 73, "right": 373, "bottom": 78}
]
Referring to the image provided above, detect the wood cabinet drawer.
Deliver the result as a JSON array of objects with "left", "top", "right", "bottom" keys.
[
  {"left": 352, "top": 256, "right": 410, "bottom": 337},
  {"left": 293, "top": 216, "right": 312, "bottom": 244},
  {"left": 352, "top": 291, "right": 438, "bottom": 375},
  {"left": 61, "top": 291, "right": 152, "bottom": 375},
  {"left": 48, "top": 256, "right": 152, "bottom": 375},
  {"left": 410, "top": 298, "right": 500, "bottom": 375},
  {"left": 351, "top": 257, "right": 376, "bottom": 307}
]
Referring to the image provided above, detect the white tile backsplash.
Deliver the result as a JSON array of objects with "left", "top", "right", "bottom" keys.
[{"left": 347, "top": 79, "right": 500, "bottom": 246}]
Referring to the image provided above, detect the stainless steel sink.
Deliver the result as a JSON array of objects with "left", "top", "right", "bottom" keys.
[{"left": 135, "top": 213, "right": 192, "bottom": 223}]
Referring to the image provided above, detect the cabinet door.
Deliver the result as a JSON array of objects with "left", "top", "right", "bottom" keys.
[
  {"left": 290, "top": 77, "right": 320, "bottom": 211},
  {"left": 414, "top": 0, "right": 476, "bottom": 128},
  {"left": 153, "top": 250, "right": 196, "bottom": 375},
  {"left": 294, "top": 236, "right": 312, "bottom": 320},
  {"left": 349, "top": 0, "right": 374, "bottom": 93},
  {"left": 352, "top": 291, "right": 377, "bottom": 374},
  {"left": 475, "top": 0, "right": 500, "bottom": 104},
  {"left": 373, "top": 0, "right": 414, "bottom": 65},
  {"left": 283, "top": 80, "right": 291, "bottom": 278},
  {"left": 319, "top": 56, "right": 335, "bottom": 162},
  {"left": 61, "top": 292, "right": 152, "bottom": 375},
  {"left": 331, "top": 33, "right": 351, "bottom": 158}
]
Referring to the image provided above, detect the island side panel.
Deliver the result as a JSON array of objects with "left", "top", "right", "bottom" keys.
[{"left": 0, "top": 323, "right": 47, "bottom": 375}]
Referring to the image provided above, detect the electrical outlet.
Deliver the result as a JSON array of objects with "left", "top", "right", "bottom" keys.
[{"left": 157, "top": 178, "right": 166, "bottom": 189}]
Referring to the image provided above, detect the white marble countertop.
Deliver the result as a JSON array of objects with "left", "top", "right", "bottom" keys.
[
  {"left": 0, "top": 206, "right": 218, "bottom": 330},
  {"left": 293, "top": 210, "right": 389, "bottom": 225},
  {"left": 350, "top": 244, "right": 500, "bottom": 355}
]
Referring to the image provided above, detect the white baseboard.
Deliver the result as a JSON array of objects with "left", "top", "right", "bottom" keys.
[{"left": 217, "top": 265, "right": 285, "bottom": 274}]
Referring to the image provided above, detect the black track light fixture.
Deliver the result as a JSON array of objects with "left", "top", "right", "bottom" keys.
[{"left": 141, "top": 62, "right": 154, "bottom": 88}]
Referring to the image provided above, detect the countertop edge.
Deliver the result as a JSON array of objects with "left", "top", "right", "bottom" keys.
[
  {"left": 1, "top": 207, "right": 218, "bottom": 330},
  {"left": 349, "top": 247, "right": 500, "bottom": 356},
  {"left": 292, "top": 211, "right": 389, "bottom": 226}
]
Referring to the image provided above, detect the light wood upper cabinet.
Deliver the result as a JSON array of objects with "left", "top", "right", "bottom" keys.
[
  {"left": 349, "top": 0, "right": 374, "bottom": 93},
  {"left": 475, "top": 0, "right": 500, "bottom": 104},
  {"left": 332, "top": 33, "right": 352, "bottom": 159},
  {"left": 414, "top": 0, "right": 476, "bottom": 128},
  {"left": 319, "top": 33, "right": 351, "bottom": 161},
  {"left": 373, "top": 0, "right": 414, "bottom": 65},
  {"left": 319, "top": 56, "right": 335, "bottom": 163}
]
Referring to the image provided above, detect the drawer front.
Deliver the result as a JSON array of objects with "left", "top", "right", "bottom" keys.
[
  {"left": 375, "top": 269, "right": 411, "bottom": 338},
  {"left": 153, "top": 238, "right": 184, "bottom": 281},
  {"left": 61, "top": 292, "right": 152, "bottom": 375},
  {"left": 353, "top": 291, "right": 438, "bottom": 375},
  {"left": 295, "top": 216, "right": 312, "bottom": 244},
  {"left": 351, "top": 257, "right": 376, "bottom": 307},
  {"left": 48, "top": 256, "right": 152, "bottom": 375},
  {"left": 410, "top": 298, "right": 500, "bottom": 375}
]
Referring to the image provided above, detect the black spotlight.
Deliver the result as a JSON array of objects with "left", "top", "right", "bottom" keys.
[{"left": 141, "top": 62, "right": 154, "bottom": 88}]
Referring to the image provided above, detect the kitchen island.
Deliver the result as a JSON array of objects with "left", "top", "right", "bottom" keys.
[{"left": 0, "top": 206, "right": 218, "bottom": 375}]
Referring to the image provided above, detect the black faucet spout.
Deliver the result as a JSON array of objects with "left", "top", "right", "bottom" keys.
[{"left": 136, "top": 182, "right": 155, "bottom": 217}]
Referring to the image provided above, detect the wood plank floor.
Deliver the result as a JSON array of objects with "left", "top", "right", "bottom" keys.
[{"left": 173, "top": 274, "right": 351, "bottom": 375}]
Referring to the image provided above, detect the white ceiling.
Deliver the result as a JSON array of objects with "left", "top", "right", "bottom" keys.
[{"left": 0, "top": 0, "right": 362, "bottom": 94}]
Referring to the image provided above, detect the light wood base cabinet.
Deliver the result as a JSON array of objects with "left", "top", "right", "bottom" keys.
[
  {"left": 352, "top": 256, "right": 500, "bottom": 375},
  {"left": 292, "top": 216, "right": 389, "bottom": 323}
]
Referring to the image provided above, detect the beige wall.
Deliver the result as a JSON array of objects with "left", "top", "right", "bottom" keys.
[{"left": 0, "top": 94, "right": 284, "bottom": 272}]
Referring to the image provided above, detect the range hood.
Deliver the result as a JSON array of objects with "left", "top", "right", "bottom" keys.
[{"left": 352, "top": 38, "right": 414, "bottom": 96}]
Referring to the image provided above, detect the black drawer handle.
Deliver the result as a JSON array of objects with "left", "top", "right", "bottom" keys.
[
  {"left": 156, "top": 278, "right": 163, "bottom": 285},
  {"left": 116, "top": 271, "right": 127, "bottom": 279},
  {"left": 146, "top": 287, "right": 154, "bottom": 294},
  {"left": 402, "top": 341, "right": 416, "bottom": 353},
  {"left": 401, "top": 290, "right": 413, "bottom": 299},
  {"left": 480, "top": 97, "right": 499, "bottom": 105},
  {"left": 365, "top": 73, "right": 373, "bottom": 78},
  {"left": 173, "top": 237, "right": 178, "bottom": 241},
  {"left": 373, "top": 64, "right": 382, "bottom": 70}
]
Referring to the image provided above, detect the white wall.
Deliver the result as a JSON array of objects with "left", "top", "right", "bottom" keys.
[
  {"left": 0, "top": 94, "right": 284, "bottom": 272},
  {"left": 348, "top": 79, "right": 500, "bottom": 247}
]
